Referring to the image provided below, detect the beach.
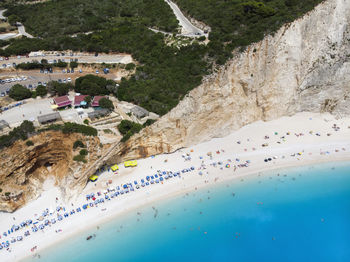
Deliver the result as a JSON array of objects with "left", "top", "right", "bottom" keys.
[{"left": 1, "top": 111, "right": 350, "bottom": 261}]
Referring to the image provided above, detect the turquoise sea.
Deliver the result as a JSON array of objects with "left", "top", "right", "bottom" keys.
[{"left": 27, "top": 162, "right": 350, "bottom": 262}]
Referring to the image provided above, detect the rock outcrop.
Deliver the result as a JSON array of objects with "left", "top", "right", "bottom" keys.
[
  {"left": 0, "top": 131, "right": 101, "bottom": 212},
  {"left": 108, "top": 0, "right": 350, "bottom": 163}
]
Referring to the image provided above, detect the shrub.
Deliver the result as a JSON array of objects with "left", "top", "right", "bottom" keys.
[
  {"left": 73, "top": 154, "right": 86, "bottom": 163},
  {"left": 125, "top": 63, "right": 136, "bottom": 70},
  {"left": 143, "top": 119, "right": 156, "bottom": 127},
  {"left": 62, "top": 122, "right": 97, "bottom": 136},
  {"left": 79, "top": 149, "right": 88, "bottom": 156},
  {"left": 98, "top": 98, "right": 114, "bottom": 110},
  {"left": 26, "top": 140, "right": 34, "bottom": 146},
  {"left": 83, "top": 119, "right": 89, "bottom": 125},
  {"left": 118, "top": 120, "right": 143, "bottom": 142},
  {"left": 9, "top": 84, "right": 32, "bottom": 101},
  {"left": 73, "top": 140, "right": 85, "bottom": 149},
  {"left": 5, "top": 192, "right": 10, "bottom": 197},
  {"left": 0, "top": 120, "right": 35, "bottom": 149},
  {"left": 36, "top": 85, "right": 47, "bottom": 97}
]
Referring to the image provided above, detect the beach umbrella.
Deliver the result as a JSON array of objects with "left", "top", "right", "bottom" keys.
[{"left": 225, "top": 164, "right": 230, "bottom": 168}]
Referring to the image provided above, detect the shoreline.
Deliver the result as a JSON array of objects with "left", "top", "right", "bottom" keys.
[
  {"left": 25, "top": 158, "right": 350, "bottom": 261},
  {"left": 1, "top": 112, "right": 350, "bottom": 261}
]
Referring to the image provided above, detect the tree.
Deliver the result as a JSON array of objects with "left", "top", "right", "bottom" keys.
[
  {"left": 7, "top": 14, "right": 20, "bottom": 26},
  {"left": 70, "top": 61, "right": 78, "bottom": 68},
  {"left": 36, "top": 85, "right": 47, "bottom": 97},
  {"left": 9, "top": 84, "right": 32, "bottom": 100},
  {"left": 84, "top": 95, "right": 92, "bottom": 105},
  {"left": 98, "top": 97, "right": 114, "bottom": 110}
]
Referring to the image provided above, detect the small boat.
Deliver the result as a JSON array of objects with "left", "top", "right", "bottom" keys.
[{"left": 86, "top": 235, "right": 93, "bottom": 240}]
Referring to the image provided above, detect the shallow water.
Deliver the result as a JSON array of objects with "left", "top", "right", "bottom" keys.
[{"left": 27, "top": 162, "right": 350, "bottom": 262}]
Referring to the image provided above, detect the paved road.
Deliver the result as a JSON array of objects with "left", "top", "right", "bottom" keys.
[
  {"left": 0, "top": 9, "right": 6, "bottom": 20},
  {"left": 165, "top": 0, "right": 205, "bottom": 37},
  {"left": 2, "top": 53, "right": 132, "bottom": 65},
  {"left": 17, "top": 23, "right": 34, "bottom": 38}
]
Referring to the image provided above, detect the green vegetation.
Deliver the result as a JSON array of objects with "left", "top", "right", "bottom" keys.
[
  {"left": 36, "top": 85, "right": 47, "bottom": 97},
  {"left": 3, "top": 0, "right": 178, "bottom": 37},
  {"left": 73, "top": 154, "right": 87, "bottom": 163},
  {"left": 98, "top": 98, "right": 114, "bottom": 110},
  {"left": 143, "top": 119, "right": 156, "bottom": 127},
  {"left": 174, "top": 0, "right": 323, "bottom": 63},
  {"left": 83, "top": 119, "right": 89, "bottom": 125},
  {"left": 25, "top": 140, "right": 34, "bottom": 146},
  {"left": 0, "top": 120, "right": 35, "bottom": 149},
  {"left": 9, "top": 84, "right": 32, "bottom": 100},
  {"left": 75, "top": 74, "right": 115, "bottom": 96},
  {"left": 84, "top": 95, "right": 92, "bottom": 106},
  {"left": 73, "top": 140, "right": 85, "bottom": 149},
  {"left": 117, "top": 120, "right": 143, "bottom": 142},
  {"left": 103, "top": 129, "right": 113, "bottom": 134},
  {"left": 47, "top": 81, "right": 72, "bottom": 96},
  {"left": 79, "top": 149, "right": 88, "bottom": 156},
  {"left": 44, "top": 122, "right": 98, "bottom": 136},
  {"left": 4, "top": 192, "right": 10, "bottom": 197},
  {"left": 0, "top": 0, "right": 323, "bottom": 140},
  {"left": 16, "top": 60, "right": 68, "bottom": 70}
]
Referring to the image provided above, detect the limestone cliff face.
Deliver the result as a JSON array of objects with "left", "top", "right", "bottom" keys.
[
  {"left": 0, "top": 131, "right": 101, "bottom": 212},
  {"left": 108, "top": 0, "right": 350, "bottom": 163}
]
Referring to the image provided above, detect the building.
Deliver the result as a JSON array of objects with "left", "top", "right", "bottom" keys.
[
  {"left": 87, "top": 109, "right": 110, "bottom": 119},
  {"left": 53, "top": 96, "right": 72, "bottom": 109},
  {"left": 131, "top": 105, "right": 149, "bottom": 119},
  {"left": 91, "top": 96, "right": 106, "bottom": 107},
  {"left": 74, "top": 95, "right": 88, "bottom": 108},
  {"left": 0, "top": 120, "right": 9, "bottom": 131},
  {"left": 37, "top": 112, "right": 61, "bottom": 125}
]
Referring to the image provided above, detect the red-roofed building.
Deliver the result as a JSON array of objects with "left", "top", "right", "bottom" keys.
[
  {"left": 91, "top": 96, "right": 106, "bottom": 107},
  {"left": 74, "top": 95, "right": 88, "bottom": 107},
  {"left": 53, "top": 95, "right": 72, "bottom": 108}
]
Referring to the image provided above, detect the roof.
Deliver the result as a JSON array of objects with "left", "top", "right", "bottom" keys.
[
  {"left": 53, "top": 96, "right": 72, "bottom": 107},
  {"left": 37, "top": 112, "right": 61, "bottom": 124},
  {"left": 87, "top": 108, "right": 110, "bottom": 119},
  {"left": 130, "top": 105, "right": 149, "bottom": 118},
  {"left": 74, "top": 95, "right": 88, "bottom": 106},
  {"left": 91, "top": 96, "right": 106, "bottom": 107}
]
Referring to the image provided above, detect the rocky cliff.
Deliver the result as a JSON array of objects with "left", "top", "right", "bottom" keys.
[
  {"left": 0, "top": 131, "right": 101, "bottom": 212},
  {"left": 108, "top": 0, "right": 350, "bottom": 163}
]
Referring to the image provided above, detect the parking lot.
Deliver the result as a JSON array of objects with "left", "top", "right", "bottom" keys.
[
  {"left": 0, "top": 67, "right": 125, "bottom": 95},
  {"left": 0, "top": 52, "right": 133, "bottom": 66}
]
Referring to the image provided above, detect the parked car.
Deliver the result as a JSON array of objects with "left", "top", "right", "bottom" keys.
[
  {"left": 67, "top": 77, "right": 71, "bottom": 82},
  {"left": 62, "top": 69, "right": 66, "bottom": 73},
  {"left": 58, "top": 79, "right": 62, "bottom": 83},
  {"left": 28, "top": 84, "right": 33, "bottom": 89},
  {"left": 67, "top": 69, "right": 70, "bottom": 73},
  {"left": 40, "top": 69, "right": 44, "bottom": 73},
  {"left": 2, "top": 64, "right": 6, "bottom": 68},
  {"left": 79, "top": 69, "right": 82, "bottom": 73},
  {"left": 5, "top": 57, "right": 9, "bottom": 60},
  {"left": 71, "top": 68, "right": 74, "bottom": 73},
  {"left": 63, "top": 79, "right": 66, "bottom": 83},
  {"left": 38, "top": 82, "right": 42, "bottom": 86},
  {"left": 0, "top": 57, "right": 3, "bottom": 61},
  {"left": 95, "top": 70, "right": 99, "bottom": 74}
]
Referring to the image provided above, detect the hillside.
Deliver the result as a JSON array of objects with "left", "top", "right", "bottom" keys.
[
  {"left": 1, "top": 0, "right": 324, "bottom": 116},
  {"left": 107, "top": 0, "right": 350, "bottom": 162}
]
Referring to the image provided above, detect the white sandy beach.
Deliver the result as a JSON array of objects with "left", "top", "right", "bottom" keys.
[{"left": 1, "top": 112, "right": 350, "bottom": 261}]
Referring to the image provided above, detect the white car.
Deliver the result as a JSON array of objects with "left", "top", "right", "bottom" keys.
[
  {"left": 15, "top": 77, "right": 21, "bottom": 81},
  {"left": 0, "top": 57, "right": 3, "bottom": 61},
  {"left": 7, "top": 63, "right": 11, "bottom": 67},
  {"left": 67, "top": 77, "right": 71, "bottom": 82},
  {"left": 21, "top": 76, "right": 27, "bottom": 81},
  {"left": 17, "top": 55, "right": 21, "bottom": 59},
  {"left": 63, "top": 79, "right": 66, "bottom": 83}
]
